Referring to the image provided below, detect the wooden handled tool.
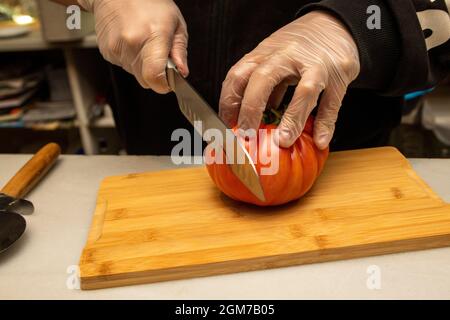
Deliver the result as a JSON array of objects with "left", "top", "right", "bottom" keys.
[
  {"left": 1, "top": 143, "right": 61, "bottom": 199},
  {"left": 0, "top": 143, "right": 61, "bottom": 254}
]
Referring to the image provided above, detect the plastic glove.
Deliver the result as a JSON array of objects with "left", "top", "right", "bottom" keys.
[
  {"left": 78, "top": 0, "right": 188, "bottom": 93},
  {"left": 219, "top": 11, "right": 360, "bottom": 149}
]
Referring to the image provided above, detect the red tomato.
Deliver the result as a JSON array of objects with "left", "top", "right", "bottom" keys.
[{"left": 205, "top": 117, "right": 329, "bottom": 206}]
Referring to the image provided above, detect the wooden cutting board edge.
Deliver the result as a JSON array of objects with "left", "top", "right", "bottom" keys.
[{"left": 80, "top": 228, "right": 450, "bottom": 290}]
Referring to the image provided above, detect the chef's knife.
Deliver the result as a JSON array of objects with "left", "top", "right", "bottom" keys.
[
  {"left": 166, "top": 59, "right": 266, "bottom": 202},
  {"left": 0, "top": 143, "right": 61, "bottom": 253}
]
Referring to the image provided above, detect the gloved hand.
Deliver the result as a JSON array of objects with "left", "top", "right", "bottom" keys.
[
  {"left": 219, "top": 11, "right": 360, "bottom": 149},
  {"left": 78, "top": 0, "right": 188, "bottom": 93}
]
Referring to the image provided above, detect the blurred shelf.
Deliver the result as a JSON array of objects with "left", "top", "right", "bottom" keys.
[
  {"left": 0, "top": 27, "right": 97, "bottom": 52},
  {"left": 91, "top": 114, "right": 115, "bottom": 128},
  {"left": 0, "top": 8, "right": 118, "bottom": 155},
  {"left": 0, "top": 26, "right": 108, "bottom": 154}
]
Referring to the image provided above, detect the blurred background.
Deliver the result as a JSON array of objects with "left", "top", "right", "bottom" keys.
[{"left": 0, "top": 0, "right": 449, "bottom": 157}]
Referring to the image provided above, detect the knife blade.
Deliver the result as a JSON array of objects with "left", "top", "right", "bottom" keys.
[{"left": 166, "top": 59, "right": 266, "bottom": 202}]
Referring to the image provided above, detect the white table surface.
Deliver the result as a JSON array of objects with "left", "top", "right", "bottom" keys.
[{"left": 0, "top": 154, "right": 449, "bottom": 300}]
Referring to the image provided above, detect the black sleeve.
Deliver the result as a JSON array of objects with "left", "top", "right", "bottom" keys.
[{"left": 297, "top": 0, "right": 450, "bottom": 96}]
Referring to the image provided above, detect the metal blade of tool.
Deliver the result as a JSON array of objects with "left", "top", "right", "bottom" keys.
[
  {"left": 0, "top": 193, "right": 34, "bottom": 215},
  {"left": 0, "top": 143, "right": 61, "bottom": 254},
  {"left": 166, "top": 60, "right": 265, "bottom": 202},
  {"left": 0, "top": 212, "right": 26, "bottom": 253}
]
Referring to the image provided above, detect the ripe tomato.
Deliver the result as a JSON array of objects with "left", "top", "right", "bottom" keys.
[{"left": 205, "top": 117, "right": 329, "bottom": 206}]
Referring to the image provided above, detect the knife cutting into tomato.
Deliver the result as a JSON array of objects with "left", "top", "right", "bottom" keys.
[{"left": 166, "top": 59, "right": 266, "bottom": 202}]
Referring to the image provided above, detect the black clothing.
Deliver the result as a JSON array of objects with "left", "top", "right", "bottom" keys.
[{"left": 107, "top": 0, "right": 450, "bottom": 155}]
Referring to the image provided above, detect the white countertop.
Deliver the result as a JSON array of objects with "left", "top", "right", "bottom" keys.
[{"left": 0, "top": 154, "right": 449, "bottom": 300}]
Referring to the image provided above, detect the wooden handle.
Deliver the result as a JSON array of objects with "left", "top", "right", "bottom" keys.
[{"left": 1, "top": 143, "right": 61, "bottom": 199}]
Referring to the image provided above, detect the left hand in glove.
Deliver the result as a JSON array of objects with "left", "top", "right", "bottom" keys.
[{"left": 219, "top": 10, "right": 360, "bottom": 149}]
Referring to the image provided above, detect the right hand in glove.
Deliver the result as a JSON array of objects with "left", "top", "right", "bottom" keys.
[{"left": 78, "top": 0, "right": 189, "bottom": 93}]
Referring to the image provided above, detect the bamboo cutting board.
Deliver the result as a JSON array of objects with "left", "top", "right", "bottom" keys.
[{"left": 79, "top": 147, "right": 450, "bottom": 289}]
